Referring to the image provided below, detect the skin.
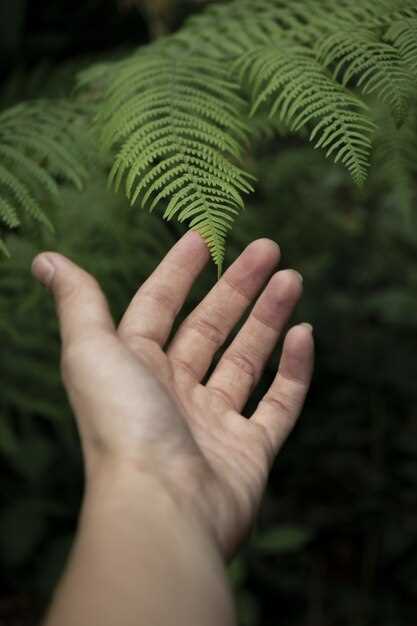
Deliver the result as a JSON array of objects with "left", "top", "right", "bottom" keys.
[{"left": 32, "top": 231, "right": 314, "bottom": 626}]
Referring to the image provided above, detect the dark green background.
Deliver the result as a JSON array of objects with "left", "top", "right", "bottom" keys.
[{"left": 1, "top": 2, "right": 417, "bottom": 625}]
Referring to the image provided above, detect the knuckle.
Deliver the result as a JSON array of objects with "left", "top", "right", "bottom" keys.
[
  {"left": 223, "top": 350, "right": 258, "bottom": 382},
  {"left": 280, "top": 372, "right": 308, "bottom": 388},
  {"left": 57, "top": 278, "right": 80, "bottom": 304},
  {"left": 261, "top": 392, "right": 296, "bottom": 418},
  {"left": 60, "top": 338, "right": 94, "bottom": 382},
  {"left": 184, "top": 314, "right": 226, "bottom": 347},
  {"left": 57, "top": 272, "right": 99, "bottom": 304},
  {"left": 208, "top": 385, "right": 236, "bottom": 409},
  {"left": 119, "top": 326, "right": 152, "bottom": 348},
  {"left": 140, "top": 287, "right": 179, "bottom": 315},
  {"left": 170, "top": 357, "right": 199, "bottom": 380},
  {"left": 222, "top": 275, "right": 252, "bottom": 303}
]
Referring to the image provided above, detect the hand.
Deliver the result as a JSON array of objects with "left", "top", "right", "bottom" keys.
[{"left": 32, "top": 232, "right": 314, "bottom": 561}]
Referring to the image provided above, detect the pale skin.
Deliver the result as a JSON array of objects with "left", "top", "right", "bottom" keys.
[{"left": 31, "top": 231, "right": 314, "bottom": 626}]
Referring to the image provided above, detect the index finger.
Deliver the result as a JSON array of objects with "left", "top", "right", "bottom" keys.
[{"left": 118, "top": 230, "right": 210, "bottom": 347}]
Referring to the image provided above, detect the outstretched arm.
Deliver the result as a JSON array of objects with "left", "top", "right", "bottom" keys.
[{"left": 32, "top": 232, "right": 314, "bottom": 626}]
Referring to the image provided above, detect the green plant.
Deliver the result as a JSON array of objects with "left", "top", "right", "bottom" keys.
[
  {"left": 3, "top": 139, "right": 417, "bottom": 626},
  {"left": 0, "top": 101, "right": 93, "bottom": 256},
  {"left": 1, "top": 0, "right": 417, "bottom": 272},
  {"left": 2, "top": 3, "right": 417, "bottom": 625}
]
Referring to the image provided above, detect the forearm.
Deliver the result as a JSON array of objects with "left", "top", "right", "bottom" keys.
[{"left": 43, "top": 462, "right": 236, "bottom": 626}]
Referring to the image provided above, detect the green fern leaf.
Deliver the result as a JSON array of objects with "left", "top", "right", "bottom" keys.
[
  {"left": 0, "top": 100, "right": 92, "bottom": 247},
  {"left": 300, "top": 0, "right": 417, "bottom": 29},
  {"left": 372, "top": 103, "right": 417, "bottom": 214},
  {"left": 384, "top": 19, "right": 417, "bottom": 78},
  {"left": 177, "top": 0, "right": 417, "bottom": 55},
  {"left": 0, "top": 163, "right": 52, "bottom": 229},
  {"left": 315, "top": 28, "right": 413, "bottom": 123},
  {"left": 0, "top": 198, "right": 20, "bottom": 229},
  {"left": 80, "top": 0, "right": 417, "bottom": 267},
  {"left": 0, "top": 144, "right": 60, "bottom": 200},
  {"left": 235, "top": 42, "right": 376, "bottom": 185},
  {"left": 96, "top": 50, "right": 253, "bottom": 272}
]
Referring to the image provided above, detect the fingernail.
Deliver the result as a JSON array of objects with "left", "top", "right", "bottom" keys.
[
  {"left": 31, "top": 255, "right": 55, "bottom": 288},
  {"left": 294, "top": 271, "right": 304, "bottom": 283},
  {"left": 301, "top": 323, "right": 313, "bottom": 333}
]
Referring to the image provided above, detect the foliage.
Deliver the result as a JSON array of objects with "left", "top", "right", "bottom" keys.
[
  {"left": 94, "top": 48, "right": 253, "bottom": 272},
  {"left": 1, "top": 2, "right": 417, "bottom": 626},
  {"left": 2, "top": 133, "right": 417, "bottom": 625},
  {"left": 385, "top": 18, "right": 417, "bottom": 75},
  {"left": 234, "top": 41, "right": 376, "bottom": 186},
  {"left": 1, "top": 0, "right": 417, "bottom": 271},
  {"left": 372, "top": 103, "right": 417, "bottom": 218},
  {"left": 0, "top": 101, "right": 91, "bottom": 255}
]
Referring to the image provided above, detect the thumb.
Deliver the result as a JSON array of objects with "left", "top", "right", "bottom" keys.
[{"left": 31, "top": 252, "right": 115, "bottom": 349}]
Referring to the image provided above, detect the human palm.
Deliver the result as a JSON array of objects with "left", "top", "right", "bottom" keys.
[{"left": 32, "top": 232, "right": 314, "bottom": 561}]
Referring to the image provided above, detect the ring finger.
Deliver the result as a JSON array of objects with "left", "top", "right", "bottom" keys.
[{"left": 206, "top": 269, "right": 303, "bottom": 412}]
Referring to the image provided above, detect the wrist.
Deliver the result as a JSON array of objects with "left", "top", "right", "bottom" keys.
[
  {"left": 48, "top": 457, "right": 237, "bottom": 626},
  {"left": 83, "top": 456, "right": 224, "bottom": 560}
]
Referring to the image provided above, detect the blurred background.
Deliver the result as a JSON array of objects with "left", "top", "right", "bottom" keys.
[{"left": 1, "top": 1, "right": 417, "bottom": 625}]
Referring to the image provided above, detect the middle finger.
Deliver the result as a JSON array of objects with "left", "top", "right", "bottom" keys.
[{"left": 167, "top": 239, "right": 280, "bottom": 381}]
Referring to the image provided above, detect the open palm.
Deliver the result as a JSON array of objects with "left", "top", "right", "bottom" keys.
[{"left": 32, "top": 232, "right": 314, "bottom": 561}]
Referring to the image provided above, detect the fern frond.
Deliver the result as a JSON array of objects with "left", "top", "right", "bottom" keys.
[
  {"left": 176, "top": 0, "right": 417, "bottom": 55},
  {"left": 315, "top": 28, "right": 413, "bottom": 124},
  {"left": 372, "top": 103, "right": 417, "bottom": 214},
  {"left": 0, "top": 198, "right": 20, "bottom": 229},
  {"left": 0, "top": 197, "right": 20, "bottom": 256},
  {"left": 0, "top": 163, "right": 52, "bottom": 228},
  {"left": 0, "top": 100, "right": 92, "bottom": 252},
  {"left": 81, "top": 0, "right": 417, "bottom": 269},
  {"left": 384, "top": 19, "right": 417, "bottom": 78},
  {"left": 96, "top": 50, "right": 253, "bottom": 272},
  {"left": 298, "top": 0, "right": 417, "bottom": 29},
  {"left": 0, "top": 145, "right": 60, "bottom": 201},
  {"left": 235, "top": 43, "right": 376, "bottom": 185}
]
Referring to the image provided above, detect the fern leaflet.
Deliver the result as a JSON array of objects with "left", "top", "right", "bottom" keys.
[
  {"left": 0, "top": 101, "right": 91, "bottom": 255},
  {"left": 385, "top": 19, "right": 417, "bottom": 78},
  {"left": 372, "top": 103, "right": 417, "bottom": 215},
  {"left": 315, "top": 28, "right": 413, "bottom": 123},
  {"left": 95, "top": 49, "right": 253, "bottom": 273},
  {"left": 176, "top": 0, "right": 417, "bottom": 55},
  {"left": 234, "top": 42, "right": 376, "bottom": 185}
]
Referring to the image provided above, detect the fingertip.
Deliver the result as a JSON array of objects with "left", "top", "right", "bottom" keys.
[
  {"left": 33, "top": 252, "right": 115, "bottom": 345},
  {"left": 280, "top": 323, "right": 315, "bottom": 383},
  {"left": 269, "top": 269, "right": 304, "bottom": 296},
  {"left": 285, "top": 322, "right": 315, "bottom": 349},
  {"left": 31, "top": 253, "right": 56, "bottom": 288},
  {"left": 32, "top": 252, "right": 82, "bottom": 288},
  {"left": 247, "top": 240, "right": 281, "bottom": 276},
  {"left": 187, "top": 228, "right": 207, "bottom": 247},
  {"left": 225, "top": 238, "right": 280, "bottom": 297},
  {"left": 251, "top": 270, "right": 303, "bottom": 329},
  {"left": 170, "top": 230, "right": 211, "bottom": 268},
  {"left": 246, "top": 238, "right": 281, "bottom": 264}
]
